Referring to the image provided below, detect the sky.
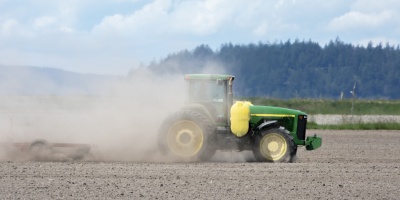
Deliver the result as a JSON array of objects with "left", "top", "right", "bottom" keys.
[{"left": 0, "top": 0, "right": 399, "bottom": 75}]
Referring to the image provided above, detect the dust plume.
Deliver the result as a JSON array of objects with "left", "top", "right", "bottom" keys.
[
  {"left": 85, "top": 70, "right": 187, "bottom": 162},
  {"left": 0, "top": 67, "right": 186, "bottom": 162},
  {"left": 0, "top": 63, "right": 256, "bottom": 163}
]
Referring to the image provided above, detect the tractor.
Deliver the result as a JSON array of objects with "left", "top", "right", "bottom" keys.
[{"left": 158, "top": 74, "right": 321, "bottom": 162}]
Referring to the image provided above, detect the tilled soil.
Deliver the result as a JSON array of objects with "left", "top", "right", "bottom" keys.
[{"left": 1, "top": 130, "right": 400, "bottom": 200}]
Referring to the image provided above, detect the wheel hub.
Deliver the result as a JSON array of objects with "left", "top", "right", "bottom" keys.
[
  {"left": 260, "top": 133, "right": 288, "bottom": 161},
  {"left": 167, "top": 120, "right": 204, "bottom": 157},
  {"left": 267, "top": 141, "right": 279, "bottom": 152},
  {"left": 177, "top": 130, "right": 193, "bottom": 145}
]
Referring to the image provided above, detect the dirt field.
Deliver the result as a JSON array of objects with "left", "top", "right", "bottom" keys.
[{"left": 1, "top": 130, "right": 399, "bottom": 199}]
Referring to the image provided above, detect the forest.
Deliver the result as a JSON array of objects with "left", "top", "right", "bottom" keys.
[{"left": 146, "top": 38, "right": 400, "bottom": 99}]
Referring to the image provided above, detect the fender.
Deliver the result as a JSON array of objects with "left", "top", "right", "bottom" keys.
[
  {"left": 254, "top": 120, "right": 278, "bottom": 132},
  {"left": 182, "top": 103, "right": 215, "bottom": 123}
]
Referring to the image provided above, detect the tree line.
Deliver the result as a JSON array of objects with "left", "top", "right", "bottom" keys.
[{"left": 145, "top": 38, "right": 400, "bottom": 99}]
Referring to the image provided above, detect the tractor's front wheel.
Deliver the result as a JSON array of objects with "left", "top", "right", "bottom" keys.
[
  {"left": 252, "top": 127, "right": 297, "bottom": 163},
  {"left": 159, "top": 110, "right": 216, "bottom": 162}
]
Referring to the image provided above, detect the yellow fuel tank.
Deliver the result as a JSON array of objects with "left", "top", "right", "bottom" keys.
[{"left": 230, "top": 101, "right": 252, "bottom": 137}]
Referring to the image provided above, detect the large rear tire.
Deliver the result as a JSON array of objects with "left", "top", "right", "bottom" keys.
[
  {"left": 159, "top": 110, "right": 216, "bottom": 162},
  {"left": 252, "top": 127, "right": 297, "bottom": 163},
  {"left": 29, "top": 140, "right": 51, "bottom": 161}
]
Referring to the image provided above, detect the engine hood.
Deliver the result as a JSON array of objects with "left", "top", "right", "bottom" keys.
[{"left": 249, "top": 105, "right": 307, "bottom": 117}]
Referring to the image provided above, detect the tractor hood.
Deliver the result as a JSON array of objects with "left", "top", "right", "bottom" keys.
[{"left": 249, "top": 105, "right": 306, "bottom": 123}]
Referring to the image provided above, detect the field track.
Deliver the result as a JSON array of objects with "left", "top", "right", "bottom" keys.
[
  {"left": 1, "top": 130, "right": 399, "bottom": 199},
  {"left": 310, "top": 114, "right": 400, "bottom": 125}
]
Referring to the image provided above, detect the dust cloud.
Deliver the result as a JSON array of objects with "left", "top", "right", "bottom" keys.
[
  {"left": 0, "top": 63, "right": 256, "bottom": 163},
  {"left": 0, "top": 68, "right": 186, "bottom": 162}
]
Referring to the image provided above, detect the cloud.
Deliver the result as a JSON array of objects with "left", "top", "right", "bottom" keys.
[
  {"left": 0, "top": 0, "right": 399, "bottom": 75},
  {"left": 92, "top": 0, "right": 241, "bottom": 36},
  {"left": 351, "top": 0, "right": 400, "bottom": 13},
  {"left": 33, "top": 16, "right": 57, "bottom": 29},
  {"left": 168, "top": 0, "right": 238, "bottom": 35},
  {"left": 323, "top": 1, "right": 400, "bottom": 45},
  {"left": 328, "top": 10, "right": 396, "bottom": 31},
  {"left": 92, "top": 0, "right": 170, "bottom": 36},
  {"left": 252, "top": 22, "right": 269, "bottom": 37},
  {"left": 0, "top": 18, "right": 19, "bottom": 36}
]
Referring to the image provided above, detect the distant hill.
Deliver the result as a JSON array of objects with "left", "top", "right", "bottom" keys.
[
  {"left": 0, "top": 65, "right": 119, "bottom": 95},
  {"left": 145, "top": 39, "right": 400, "bottom": 99}
]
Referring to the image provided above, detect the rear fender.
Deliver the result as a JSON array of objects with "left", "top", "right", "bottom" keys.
[
  {"left": 182, "top": 103, "right": 215, "bottom": 123},
  {"left": 30, "top": 140, "right": 49, "bottom": 149}
]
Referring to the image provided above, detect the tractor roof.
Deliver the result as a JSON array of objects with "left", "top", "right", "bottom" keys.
[{"left": 184, "top": 74, "right": 235, "bottom": 81}]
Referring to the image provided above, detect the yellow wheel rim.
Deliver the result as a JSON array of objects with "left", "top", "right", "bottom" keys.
[
  {"left": 167, "top": 120, "right": 204, "bottom": 157},
  {"left": 260, "top": 133, "right": 287, "bottom": 161}
]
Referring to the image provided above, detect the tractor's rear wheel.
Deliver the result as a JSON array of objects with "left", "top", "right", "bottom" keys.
[
  {"left": 252, "top": 127, "right": 297, "bottom": 163},
  {"left": 159, "top": 110, "right": 216, "bottom": 161},
  {"left": 29, "top": 140, "right": 51, "bottom": 161}
]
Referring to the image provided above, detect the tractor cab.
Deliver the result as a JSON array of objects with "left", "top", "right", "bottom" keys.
[{"left": 184, "top": 74, "right": 234, "bottom": 126}]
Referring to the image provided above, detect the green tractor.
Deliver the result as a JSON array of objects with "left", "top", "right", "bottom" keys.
[{"left": 158, "top": 74, "right": 321, "bottom": 162}]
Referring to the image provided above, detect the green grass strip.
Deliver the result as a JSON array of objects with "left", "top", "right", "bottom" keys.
[
  {"left": 308, "top": 121, "right": 400, "bottom": 130},
  {"left": 241, "top": 98, "right": 400, "bottom": 115}
]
